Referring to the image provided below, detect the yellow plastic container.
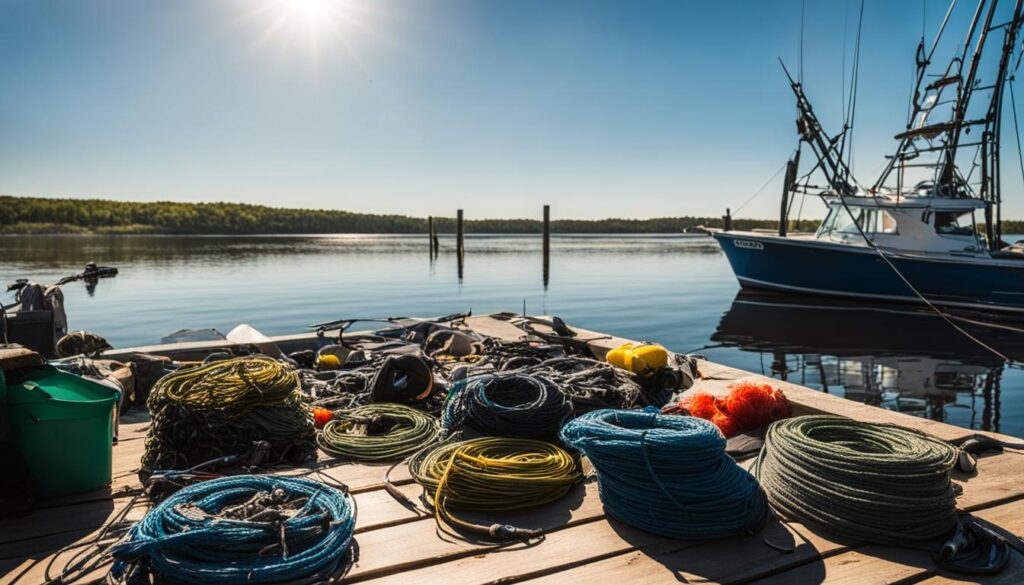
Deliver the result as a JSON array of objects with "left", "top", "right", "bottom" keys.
[{"left": 606, "top": 343, "right": 668, "bottom": 375}]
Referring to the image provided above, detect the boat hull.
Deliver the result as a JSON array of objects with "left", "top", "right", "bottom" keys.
[{"left": 714, "top": 232, "right": 1024, "bottom": 312}]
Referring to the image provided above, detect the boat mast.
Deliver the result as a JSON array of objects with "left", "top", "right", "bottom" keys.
[
  {"left": 979, "top": 0, "right": 1024, "bottom": 247},
  {"left": 874, "top": 0, "right": 1024, "bottom": 250},
  {"left": 781, "top": 61, "right": 858, "bottom": 198}
]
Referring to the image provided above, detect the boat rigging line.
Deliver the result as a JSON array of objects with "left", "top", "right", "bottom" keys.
[
  {"left": 833, "top": 189, "right": 1017, "bottom": 365},
  {"left": 729, "top": 159, "right": 791, "bottom": 217},
  {"left": 836, "top": 0, "right": 865, "bottom": 181}
]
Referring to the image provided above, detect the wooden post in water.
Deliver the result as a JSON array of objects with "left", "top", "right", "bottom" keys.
[
  {"left": 428, "top": 216, "right": 435, "bottom": 258},
  {"left": 542, "top": 205, "right": 550, "bottom": 289},
  {"left": 456, "top": 209, "right": 464, "bottom": 280},
  {"left": 430, "top": 217, "right": 439, "bottom": 258}
]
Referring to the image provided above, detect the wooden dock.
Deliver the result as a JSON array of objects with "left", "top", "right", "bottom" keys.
[{"left": 3, "top": 314, "right": 1024, "bottom": 584}]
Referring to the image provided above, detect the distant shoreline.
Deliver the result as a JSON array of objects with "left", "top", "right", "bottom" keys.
[
  {"left": 0, "top": 195, "right": 800, "bottom": 235},
  {"left": 5, "top": 195, "right": 1020, "bottom": 236}
]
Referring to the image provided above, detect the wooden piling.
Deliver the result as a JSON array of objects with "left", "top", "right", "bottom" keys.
[
  {"left": 543, "top": 205, "right": 550, "bottom": 288},
  {"left": 456, "top": 210, "right": 464, "bottom": 259},
  {"left": 428, "top": 216, "right": 435, "bottom": 256},
  {"left": 456, "top": 209, "right": 464, "bottom": 280}
]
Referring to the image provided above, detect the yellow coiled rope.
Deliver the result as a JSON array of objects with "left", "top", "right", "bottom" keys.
[
  {"left": 407, "top": 437, "right": 581, "bottom": 542},
  {"left": 156, "top": 356, "right": 298, "bottom": 413}
]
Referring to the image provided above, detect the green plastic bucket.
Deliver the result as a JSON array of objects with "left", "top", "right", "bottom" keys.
[{"left": 1, "top": 366, "right": 120, "bottom": 498}]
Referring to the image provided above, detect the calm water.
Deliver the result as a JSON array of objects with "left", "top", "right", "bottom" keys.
[{"left": 3, "top": 234, "right": 1022, "bottom": 435}]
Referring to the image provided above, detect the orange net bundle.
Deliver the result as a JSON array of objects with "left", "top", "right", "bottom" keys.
[{"left": 664, "top": 380, "right": 791, "bottom": 438}]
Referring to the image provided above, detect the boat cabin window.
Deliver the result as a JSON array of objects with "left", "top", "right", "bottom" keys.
[
  {"left": 933, "top": 211, "right": 976, "bottom": 236},
  {"left": 818, "top": 206, "right": 898, "bottom": 238}
]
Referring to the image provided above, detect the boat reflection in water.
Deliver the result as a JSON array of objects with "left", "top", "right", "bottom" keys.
[{"left": 712, "top": 291, "right": 1024, "bottom": 433}]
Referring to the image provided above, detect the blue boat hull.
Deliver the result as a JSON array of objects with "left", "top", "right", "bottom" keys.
[{"left": 714, "top": 232, "right": 1024, "bottom": 312}]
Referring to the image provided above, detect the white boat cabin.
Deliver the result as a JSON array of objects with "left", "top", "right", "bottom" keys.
[{"left": 813, "top": 194, "right": 993, "bottom": 256}]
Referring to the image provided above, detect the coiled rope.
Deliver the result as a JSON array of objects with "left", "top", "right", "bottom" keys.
[
  {"left": 560, "top": 409, "right": 767, "bottom": 540},
  {"left": 157, "top": 356, "right": 297, "bottom": 409},
  {"left": 108, "top": 475, "right": 356, "bottom": 585},
  {"left": 442, "top": 373, "right": 572, "bottom": 439},
  {"left": 407, "top": 437, "right": 581, "bottom": 541},
  {"left": 142, "top": 357, "right": 316, "bottom": 473},
  {"left": 318, "top": 403, "right": 441, "bottom": 461},
  {"left": 756, "top": 415, "right": 959, "bottom": 547}
]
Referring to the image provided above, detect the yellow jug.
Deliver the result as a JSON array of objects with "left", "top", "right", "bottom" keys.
[{"left": 606, "top": 343, "right": 668, "bottom": 375}]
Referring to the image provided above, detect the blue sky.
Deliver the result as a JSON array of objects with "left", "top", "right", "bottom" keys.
[{"left": 2, "top": 0, "right": 1022, "bottom": 220}]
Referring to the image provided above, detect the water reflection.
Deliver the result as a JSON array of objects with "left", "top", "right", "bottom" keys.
[
  {"left": 712, "top": 291, "right": 1024, "bottom": 433},
  {"left": 0, "top": 234, "right": 719, "bottom": 271}
]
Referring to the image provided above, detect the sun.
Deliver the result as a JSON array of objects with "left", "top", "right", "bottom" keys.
[
  {"left": 277, "top": 0, "right": 337, "bottom": 28},
  {"left": 256, "top": 0, "right": 364, "bottom": 42},
  {"left": 243, "top": 0, "right": 376, "bottom": 74}
]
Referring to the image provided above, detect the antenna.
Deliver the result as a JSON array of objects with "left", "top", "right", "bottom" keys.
[{"left": 799, "top": 0, "right": 806, "bottom": 84}]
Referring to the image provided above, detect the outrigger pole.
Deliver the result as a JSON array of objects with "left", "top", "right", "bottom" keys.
[{"left": 780, "top": 60, "right": 858, "bottom": 198}]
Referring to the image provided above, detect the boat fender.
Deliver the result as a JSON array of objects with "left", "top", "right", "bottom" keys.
[{"left": 606, "top": 343, "right": 669, "bottom": 376}]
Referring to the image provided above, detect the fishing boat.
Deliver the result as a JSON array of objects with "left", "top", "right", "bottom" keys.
[{"left": 715, "top": 0, "right": 1024, "bottom": 312}]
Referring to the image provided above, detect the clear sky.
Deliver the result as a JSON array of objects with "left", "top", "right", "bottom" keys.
[{"left": 2, "top": 0, "right": 1022, "bottom": 220}]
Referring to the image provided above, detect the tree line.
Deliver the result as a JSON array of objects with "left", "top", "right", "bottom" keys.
[
  {"left": 0, "top": 195, "right": 793, "bottom": 234},
  {"left": 8, "top": 194, "right": 1023, "bottom": 235}
]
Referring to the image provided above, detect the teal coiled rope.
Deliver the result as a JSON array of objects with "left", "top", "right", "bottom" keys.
[
  {"left": 109, "top": 475, "right": 356, "bottom": 584},
  {"left": 560, "top": 409, "right": 767, "bottom": 539},
  {"left": 756, "top": 415, "right": 959, "bottom": 547}
]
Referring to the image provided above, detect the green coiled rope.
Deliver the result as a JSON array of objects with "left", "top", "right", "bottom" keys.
[
  {"left": 318, "top": 403, "right": 441, "bottom": 461},
  {"left": 757, "top": 415, "right": 959, "bottom": 547}
]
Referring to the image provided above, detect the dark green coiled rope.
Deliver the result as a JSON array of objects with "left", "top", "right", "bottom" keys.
[
  {"left": 318, "top": 403, "right": 441, "bottom": 461},
  {"left": 757, "top": 415, "right": 959, "bottom": 547}
]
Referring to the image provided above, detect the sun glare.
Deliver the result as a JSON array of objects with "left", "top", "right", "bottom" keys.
[
  {"left": 278, "top": 0, "right": 336, "bottom": 28},
  {"left": 255, "top": 0, "right": 364, "bottom": 45},
  {"left": 242, "top": 0, "right": 379, "bottom": 76}
]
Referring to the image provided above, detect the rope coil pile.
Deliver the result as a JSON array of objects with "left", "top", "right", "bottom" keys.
[
  {"left": 442, "top": 373, "right": 572, "bottom": 439},
  {"left": 109, "top": 475, "right": 356, "bottom": 584},
  {"left": 142, "top": 357, "right": 316, "bottom": 473},
  {"left": 560, "top": 409, "right": 767, "bottom": 540},
  {"left": 757, "top": 415, "right": 959, "bottom": 546},
  {"left": 408, "top": 437, "right": 581, "bottom": 541},
  {"left": 318, "top": 403, "right": 441, "bottom": 461},
  {"left": 520, "top": 357, "right": 677, "bottom": 414}
]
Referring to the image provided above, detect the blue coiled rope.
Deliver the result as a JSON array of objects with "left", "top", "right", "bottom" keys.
[
  {"left": 560, "top": 409, "right": 767, "bottom": 540},
  {"left": 109, "top": 475, "right": 356, "bottom": 585},
  {"left": 442, "top": 373, "right": 572, "bottom": 439}
]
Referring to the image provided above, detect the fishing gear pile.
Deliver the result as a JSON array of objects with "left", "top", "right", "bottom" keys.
[
  {"left": 297, "top": 351, "right": 443, "bottom": 411},
  {"left": 519, "top": 357, "right": 674, "bottom": 415},
  {"left": 666, "top": 380, "right": 791, "bottom": 438},
  {"left": 108, "top": 476, "right": 356, "bottom": 584},
  {"left": 318, "top": 403, "right": 441, "bottom": 461},
  {"left": 407, "top": 437, "right": 581, "bottom": 541},
  {"left": 757, "top": 415, "right": 958, "bottom": 546},
  {"left": 141, "top": 357, "right": 316, "bottom": 473},
  {"left": 436, "top": 339, "right": 567, "bottom": 370},
  {"left": 442, "top": 373, "right": 572, "bottom": 440},
  {"left": 560, "top": 409, "right": 767, "bottom": 540},
  {"left": 295, "top": 354, "right": 385, "bottom": 409}
]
